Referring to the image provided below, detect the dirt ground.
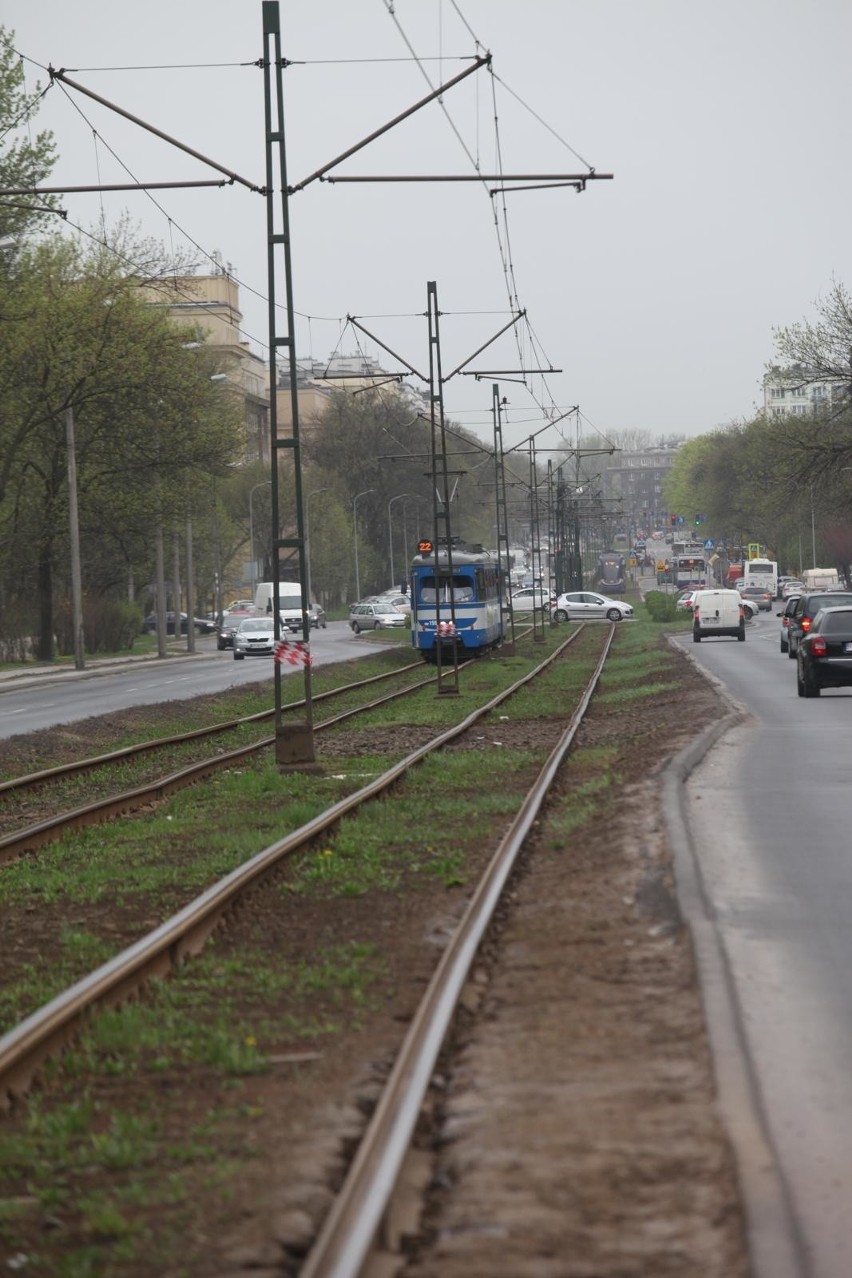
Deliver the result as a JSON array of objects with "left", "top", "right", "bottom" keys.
[{"left": 0, "top": 635, "right": 752, "bottom": 1277}]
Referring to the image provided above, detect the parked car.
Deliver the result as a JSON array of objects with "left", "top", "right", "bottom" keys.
[
  {"left": 777, "top": 594, "right": 801, "bottom": 653},
  {"left": 142, "top": 611, "right": 217, "bottom": 636},
  {"left": 232, "top": 615, "right": 277, "bottom": 660},
  {"left": 511, "top": 586, "right": 557, "bottom": 613},
  {"left": 349, "top": 602, "right": 408, "bottom": 633},
  {"left": 796, "top": 605, "right": 852, "bottom": 697},
  {"left": 740, "top": 597, "right": 758, "bottom": 620},
  {"left": 675, "top": 590, "right": 697, "bottom": 612},
  {"left": 738, "top": 585, "right": 773, "bottom": 611},
  {"left": 375, "top": 592, "right": 411, "bottom": 617},
  {"left": 551, "top": 591, "right": 634, "bottom": 622},
  {"left": 785, "top": 590, "right": 852, "bottom": 659}
]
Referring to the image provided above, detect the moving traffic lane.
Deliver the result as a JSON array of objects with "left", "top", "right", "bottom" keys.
[{"left": 673, "top": 609, "right": 852, "bottom": 1278}]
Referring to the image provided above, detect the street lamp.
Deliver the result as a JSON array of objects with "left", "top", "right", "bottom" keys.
[
  {"left": 305, "top": 487, "right": 328, "bottom": 607},
  {"left": 353, "top": 489, "right": 375, "bottom": 602},
  {"left": 387, "top": 493, "right": 411, "bottom": 590},
  {"left": 249, "top": 480, "right": 272, "bottom": 601}
]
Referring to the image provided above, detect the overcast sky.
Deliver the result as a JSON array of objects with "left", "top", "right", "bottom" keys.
[{"left": 6, "top": 0, "right": 851, "bottom": 452}]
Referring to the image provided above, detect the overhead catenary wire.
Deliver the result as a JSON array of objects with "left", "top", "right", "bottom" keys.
[{"left": 8, "top": 9, "right": 611, "bottom": 440}]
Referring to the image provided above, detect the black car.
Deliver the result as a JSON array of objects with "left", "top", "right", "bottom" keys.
[
  {"left": 216, "top": 607, "right": 259, "bottom": 650},
  {"left": 143, "top": 612, "right": 217, "bottom": 636},
  {"left": 308, "top": 603, "right": 327, "bottom": 630},
  {"left": 785, "top": 591, "right": 852, "bottom": 659},
  {"left": 796, "top": 606, "right": 852, "bottom": 697}
]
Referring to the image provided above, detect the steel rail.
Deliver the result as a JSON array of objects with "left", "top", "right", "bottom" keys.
[
  {"left": 0, "top": 631, "right": 581, "bottom": 1103},
  {"left": 0, "top": 665, "right": 448, "bottom": 864},
  {"left": 0, "top": 660, "right": 426, "bottom": 797},
  {"left": 302, "top": 623, "right": 616, "bottom": 1276}
]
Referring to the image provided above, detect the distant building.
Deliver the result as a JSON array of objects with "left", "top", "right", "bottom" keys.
[
  {"left": 143, "top": 271, "right": 270, "bottom": 462},
  {"left": 763, "top": 366, "right": 848, "bottom": 419},
  {"left": 276, "top": 353, "right": 427, "bottom": 434},
  {"left": 601, "top": 444, "right": 680, "bottom": 528}
]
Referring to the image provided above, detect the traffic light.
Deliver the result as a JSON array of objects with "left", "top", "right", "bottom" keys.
[{"left": 694, "top": 514, "right": 702, "bottom": 526}]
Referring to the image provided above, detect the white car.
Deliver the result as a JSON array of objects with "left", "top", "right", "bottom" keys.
[
  {"left": 552, "top": 591, "right": 634, "bottom": 622},
  {"left": 510, "top": 586, "right": 556, "bottom": 613},
  {"left": 232, "top": 615, "right": 277, "bottom": 659}
]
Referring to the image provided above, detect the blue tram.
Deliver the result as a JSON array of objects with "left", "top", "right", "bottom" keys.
[{"left": 410, "top": 541, "right": 503, "bottom": 660}]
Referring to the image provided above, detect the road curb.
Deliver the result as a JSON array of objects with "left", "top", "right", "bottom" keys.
[{"left": 661, "top": 643, "right": 808, "bottom": 1278}]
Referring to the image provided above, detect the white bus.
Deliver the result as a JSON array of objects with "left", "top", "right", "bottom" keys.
[{"left": 743, "top": 558, "right": 778, "bottom": 598}]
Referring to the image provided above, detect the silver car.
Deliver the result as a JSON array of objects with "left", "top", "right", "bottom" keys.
[
  {"left": 233, "top": 615, "right": 277, "bottom": 659},
  {"left": 349, "top": 602, "right": 408, "bottom": 633},
  {"left": 552, "top": 591, "right": 634, "bottom": 622}
]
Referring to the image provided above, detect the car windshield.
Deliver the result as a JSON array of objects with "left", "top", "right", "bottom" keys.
[
  {"left": 241, "top": 619, "right": 271, "bottom": 632},
  {"left": 279, "top": 595, "right": 302, "bottom": 610},
  {"left": 376, "top": 604, "right": 400, "bottom": 614}
]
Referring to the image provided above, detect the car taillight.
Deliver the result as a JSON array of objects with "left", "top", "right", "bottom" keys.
[
  {"left": 738, "top": 605, "right": 744, "bottom": 618},
  {"left": 810, "top": 635, "right": 827, "bottom": 656},
  {"left": 801, "top": 617, "right": 812, "bottom": 632}
]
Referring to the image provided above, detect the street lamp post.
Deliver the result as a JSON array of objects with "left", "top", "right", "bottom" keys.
[
  {"left": 305, "top": 488, "right": 328, "bottom": 608},
  {"left": 353, "top": 489, "right": 375, "bottom": 602},
  {"left": 387, "top": 493, "right": 411, "bottom": 591},
  {"left": 249, "top": 481, "right": 272, "bottom": 602}
]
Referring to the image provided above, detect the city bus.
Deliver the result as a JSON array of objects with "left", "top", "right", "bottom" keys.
[
  {"left": 675, "top": 555, "right": 707, "bottom": 589},
  {"left": 743, "top": 558, "right": 778, "bottom": 598}
]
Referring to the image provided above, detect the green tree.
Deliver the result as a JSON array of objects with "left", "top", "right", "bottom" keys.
[
  {"left": 0, "top": 231, "right": 241, "bottom": 658},
  {"left": 0, "top": 26, "right": 57, "bottom": 243},
  {"left": 773, "top": 281, "right": 852, "bottom": 403}
]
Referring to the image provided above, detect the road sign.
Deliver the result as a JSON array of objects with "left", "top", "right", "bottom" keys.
[{"left": 703, "top": 539, "right": 715, "bottom": 549}]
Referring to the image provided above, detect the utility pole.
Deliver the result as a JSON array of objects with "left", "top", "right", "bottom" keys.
[
  {"left": 262, "top": 2, "right": 317, "bottom": 770},
  {"left": 427, "top": 281, "right": 461, "bottom": 695},
  {"left": 492, "top": 385, "right": 515, "bottom": 654}
]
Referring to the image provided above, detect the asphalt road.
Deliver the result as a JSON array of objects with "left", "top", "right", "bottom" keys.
[
  {"left": 674, "top": 607, "right": 852, "bottom": 1278},
  {"left": 0, "top": 621, "right": 399, "bottom": 739}
]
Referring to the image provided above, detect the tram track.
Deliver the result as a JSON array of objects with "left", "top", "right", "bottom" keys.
[
  {"left": 0, "top": 625, "right": 594, "bottom": 1104},
  {"left": 0, "top": 659, "right": 441, "bottom": 862},
  {"left": 300, "top": 623, "right": 615, "bottom": 1276},
  {"left": 0, "top": 619, "right": 751, "bottom": 1278}
]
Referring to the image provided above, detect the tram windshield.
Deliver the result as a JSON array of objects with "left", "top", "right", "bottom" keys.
[{"left": 418, "top": 573, "right": 474, "bottom": 603}]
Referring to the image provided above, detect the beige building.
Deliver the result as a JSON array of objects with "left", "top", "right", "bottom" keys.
[
  {"left": 276, "top": 354, "right": 426, "bottom": 434},
  {"left": 144, "top": 271, "right": 270, "bottom": 462}
]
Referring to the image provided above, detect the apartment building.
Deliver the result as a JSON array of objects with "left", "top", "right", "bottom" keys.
[
  {"left": 763, "top": 365, "right": 848, "bottom": 418},
  {"left": 601, "top": 444, "right": 679, "bottom": 527},
  {"left": 144, "top": 271, "right": 270, "bottom": 462},
  {"left": 276, "top": 353, "right": 427, "bottom": 432}
]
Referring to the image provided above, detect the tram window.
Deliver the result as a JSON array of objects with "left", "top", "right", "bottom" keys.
[{"left": 418, "top": 573, "right": 474, "bottom": 603}]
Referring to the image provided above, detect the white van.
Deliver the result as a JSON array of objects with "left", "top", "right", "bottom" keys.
[
  {"left": 691, "top": 588, "right": 745, "bottom": 642},
  {"left": 254, "top": 581, "right": 304, "bottom": 633}
]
